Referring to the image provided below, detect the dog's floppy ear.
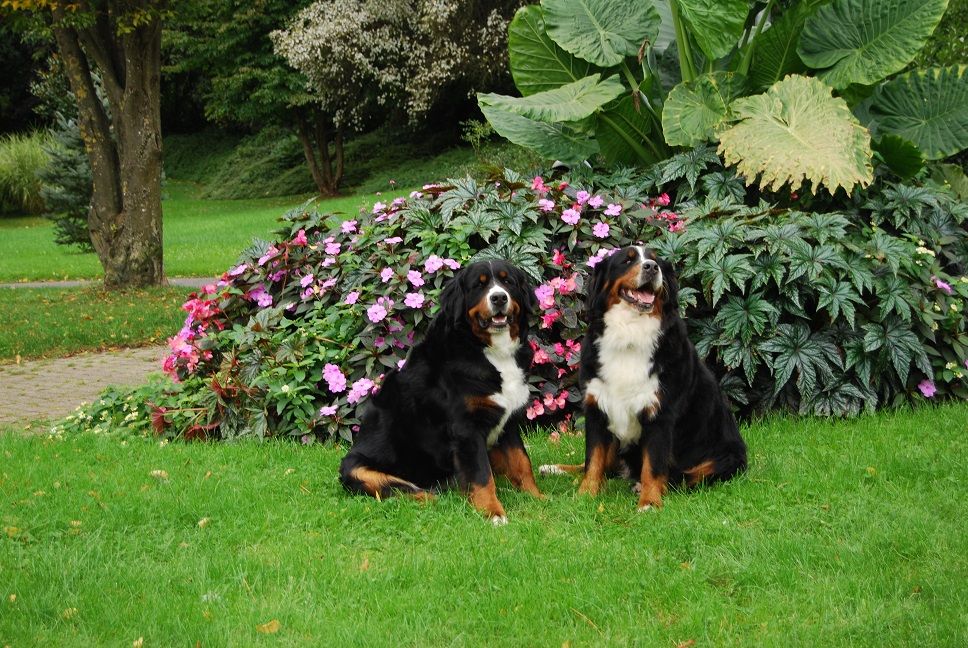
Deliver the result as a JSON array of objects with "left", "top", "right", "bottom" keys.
[
  {"left": 513, "top": 264, "right": 538, "bottom": 313},
  {"left": 659, "top": 258, "right": 679, "bottom": 315},
  {"left": 437, "top": 267, "right": 467, "bottom": 328},
  {"left": 584, "top": 257, "right": 609, "bottom": 314}
]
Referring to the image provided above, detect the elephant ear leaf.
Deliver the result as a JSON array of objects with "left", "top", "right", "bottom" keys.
[
  {"left": 797, "top": 0, "right": 948, "bottom": 89},
  {"left": 508, "top": 5, "right": 597, "bottom": 96},
  {"left": 540, "top": 0, "right": 660, "bottom": 67},
  {"left": 869, "top": 66, "right": 968, "bottom": 161},
  {"left": 478, "top": 103, "right": 599, "bottom": 164},
  {"left": 478, "top": 75, "right": 625, "bottom": 123},
  {"left": 871, "top": 135, "right": 924, "bottom": 180},
  {"left": 662, "top": 72, "right": 748, "bottom": 147},
  {"left": 675, "top": 0, "right": 751, "bottom": 61},
  {"left": 718, "top": 75, "right": 873, "bottom": 195}
]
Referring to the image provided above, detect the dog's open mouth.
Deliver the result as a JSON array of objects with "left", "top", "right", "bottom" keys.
[
  {"left": 478, "top": 313, "right": 509, "bottom": 329},
  {"left": 620, "top": 286, "right": 656, "bottom": 312}
]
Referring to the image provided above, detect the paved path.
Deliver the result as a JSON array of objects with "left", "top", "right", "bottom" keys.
[
  {"left": 0, "top": 277, "right": 215, "bottom": 289},
  {"left": 0, "top": 345, "right": 167, "bottom": 428}
]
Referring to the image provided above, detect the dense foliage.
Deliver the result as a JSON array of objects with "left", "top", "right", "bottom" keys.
[
  {"left": 0, "top": 130, "right": 48, "bottom": 215},
  {"left": 480, "top": 0, "right": 967, "bottom": 196},
  {"left": 56, "top": 153, "right": 967, "bottom": 440},
  {"left": 38, "top": 113, "right": 93, "bottom": 250}
]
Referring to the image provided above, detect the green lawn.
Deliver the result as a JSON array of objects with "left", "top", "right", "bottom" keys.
[
  {"left": 0, "top": 181, "right": 402, "bottom": 282},
  {"left": 2, "top": 403, "right": 965, "bottom": 646},
  {"left": 0, "top": 286, "right": 187, "bottom": 362}
]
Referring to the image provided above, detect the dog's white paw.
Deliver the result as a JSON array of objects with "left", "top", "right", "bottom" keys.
[
  {"left": 631, "top": 481, "right": 642, "bottom": 494},
  {"left": 490, "top": 515, "right": 509, "bottom": 526},
  {"left": 539, "top": 464, "right": 566, "bottom": 476},
  {"left": 637, "top": 504, "right": 655, "bottom": 513}
]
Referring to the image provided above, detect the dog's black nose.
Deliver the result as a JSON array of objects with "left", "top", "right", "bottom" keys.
[
  {"left": 642, "top": 259, "right": 658, "bottom": 273},
  {"left": 490, "top": 292, "right": 508, "bottom": 308}
]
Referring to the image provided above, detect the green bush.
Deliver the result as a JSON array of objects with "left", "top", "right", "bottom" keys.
[
  {"left": 38, "top": 113, "right": 93, "bottom": 251},
  {"left": 55, "top": 150, "right": 967, "bottom": 441},
  {"left": 0, "top": 131, "right": 49, "bottom": 215}
]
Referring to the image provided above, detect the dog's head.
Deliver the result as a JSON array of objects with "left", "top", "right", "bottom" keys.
[
  {"left": 586, "top": 246, "right": 679, "bottom": 320},
  {"left": 437, "top": 259, "right": 537, "bottom": 343}
]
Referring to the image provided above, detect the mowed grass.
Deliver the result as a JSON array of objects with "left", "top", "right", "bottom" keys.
[
  {"left": 0, "top": 287, "right": 186, "bottom": 362},
  {"left": 2, "top": 403, "right": 965, "bottom": 646},
  {"left": 0, "top": 181, "right": 404, "bottom": 282}
]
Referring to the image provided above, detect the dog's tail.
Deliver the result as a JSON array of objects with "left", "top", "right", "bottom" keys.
[
  {"left": 339, "top": 456, "right": 432, "bottom": 501},
  {"left": 683, "top": 444, "right": 747, "bottom": 487}
]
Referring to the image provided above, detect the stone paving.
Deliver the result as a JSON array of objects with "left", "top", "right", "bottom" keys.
[
  {"left": 0, "top": 277, "right": 213, "bottom": 289},
  {"left": 0, "top": 345, "right": 167, "bottom": 428}
]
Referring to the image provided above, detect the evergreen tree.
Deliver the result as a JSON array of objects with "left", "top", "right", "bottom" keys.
[{"left": 39, "top": 112, "right": 93, "bottom": 252}]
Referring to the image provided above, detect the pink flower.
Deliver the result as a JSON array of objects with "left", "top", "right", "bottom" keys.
[
  {"left": 367, "top": 303, "right": 388, "bottom": 322},
  {"left": 322, "top": 364, "right": 347, "bottom": 393},
  {"left": 552, "top": 249, "right": 567, "bottom": 266},
  {"left": 558, "top": 274, "right": 577, "bottom": 295},
  {"left": 540, "top": 310, "right": 561, "bottom": 328},
  {"left": 383, "top": 237, "right": 402, "bottom": 245},
  {"left": 537, "top": 198, "right": 555, "bottom": 212},
  {"left": 561, "top": 209, "right": 581, "bottom": 225},
  {"left": 300, "top": 274, "right": 314, "bottom": 288},
  {"left": 532, "top": 347, "right": 551, "bottom": 365},
  {"left": 341, "top": 220, "right": 358, "bottom": 234},
  {"left": 319, "top": 405, "right": 338, "bottom": 416},
  {"left": 404, "top": 292, "right": 425, "bottom": 308},
  {"left": 604, "top": 203, "right": 622, "bottom": 216},
  {"left": 425, "top": 255, "right": 444, "bottom": 273},
  {"left": 347, "top": 378, "right": 375, "bottom": 404},
  {"left": 292, "top": 229, "right": 308, "bottom": 246},
  {"left": 535, "top": 284, "right": 555, "bottom": 310},
  {"left": 576, "top": 190, "right": 590, "bottom": 205},
  {"left": 932, "top": 276, "right": 953, "bottom": 294},
  {"left": 525, "top": 399, "right": 545, "bottom": 420},
  {"left": 228, "top": 263, "right": 248, "bottom": 277},
  {"left": 917, "top": 379, "right": 936, "bottom": 398},
  {"left": 668, "top": 221, "right": 685, "bottom": 233},
  {"left": 322, "top": 277, "right": 337, "bottom": 290},
  {"left": 372, "top": 201, "right": 387, "bottom": 213},
  {"left": 593, "top": 221, "right": 610, "bottom": 238},
  {"left": 345, "top": 291, "right": 360, "bottom": 305},
  {"left": 397, "top": 359, "right": 407, "bottom": 370},
  {"left": 443, "top": 258, "right": 460, "bottom": 270},
  {"left": 656, "top": 193, "right": 671, "bottom": 206},
  {"left": 257, "top": 245, "right": 278, "bottom": 267},
  {"left": 409, "top": 191, "right": 423, "bottom": 199},
  {"left": 325, "top": 241, "right": 341, "bottom": 255},
  {"left": 407, "top": 270, "right": 424, "bottom": 287},
  {"left": 380, "top": 268, "right": 394, "bottom": 283},
  {"left": 322, "top": 257, "right": 336, "bottom": 267},
  {"left": 588, "top": 195, "right": 604, "bottom": 209},
  {"left": 531, "top": 176, "right": 549, "bottom": 194},
  {"left": 249, "top": 285, "right": 273, "bottom": 308},
  {"left": 391, "top": 197, "right": 406, "bottom": 209}
]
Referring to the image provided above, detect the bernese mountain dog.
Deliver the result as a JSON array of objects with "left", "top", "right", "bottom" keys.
[
  {"left": 339, "top": 260, "right": 542, "bottom": 524},
  {"left": 541, "top": 246, "right": 747, "bottom": 510}
]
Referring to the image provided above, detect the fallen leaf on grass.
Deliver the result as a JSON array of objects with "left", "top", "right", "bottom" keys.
[
  {"left": 359, "top": 557, "right": 370, "bottom": 572},
  {"left": 62, "top": 607, "right": 79, "bottom": 620},
  {"left": 8, "top": 594, "right": 15, "bottom": 603},
  {"left": 132, "top": 638, "right": 144, "bottom": 648},
  {"left": 676, "top": 641, "right": 696, "bottom": 648},
  {"left": 150, "top": 470, "right": 169, "bottom": 480},
  {"left": 256, "top": 619, "right": 281, "bottom": 634},
  {"left": 197, "top": 517, "right": 211, "bottom": 528}
]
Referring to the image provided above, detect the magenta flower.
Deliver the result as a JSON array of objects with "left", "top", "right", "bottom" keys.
[
  {"left": 537, "top": 198, "right": 555, "bottom": 212},
  {"left": 249, "top": 285, "right": 273, "bottom": 308},
  {"left": 380, "top": 268, "right": 394, "bottom": 283},
  {"left": 292, "top": 229, "right": 308, "bottom": 246},
  {"left": 593, "top": 221, "right": 610, "bottom": 238},
  {"left": 367, "top": 303, "right": 388, "bottom": 322},
  {"left": 300, "top": 274, "right": 314, "bottom": 288},
  {"left": 657, "top": 193, "right": 671, "bottom": 206},
  {"left": 407, "top": 270, "right": 425, "bottom": 287},
  {"left": 604, "top": 203, "right": 622, "bottom": 216},
  {"left": 345, "top": 291, "right": 360, "bottom": 305},
  {"left": 576, "top": 190, "right": 590, "bottom": 205},
  {"left": 372, "top": 201, "right": 387, "bottom": 213},
  {"left": 932, "top": 276, "right": 953, "bottom": 294},
  {"left": 540, "top": 310, "right": 561, "bottom": 328},
  {"left": 319, "top": 405, "right": 338, "bottom": 416},
  {"left": 341, "top": 220, "right": 358, "bottom": 234},
  {"left": 917, "top": 379, "right": 936, "bottom": 398},
  {"left": 668, "top": 221, "right": 685, "bottom": 233},
  {"left": 588, "top": 195, "right": 604, "bottom": 209},
  {"left": 425, "top": 255, "right": 444, "bottom": 273},
  {"left": 228, "top": 263, "right": 248, "bottom": 277},
  {"left": 552, "top": 249, "right": 567, "bottom": 266},
  {"left": 257, "top": 245, "right": 278, "bottom": 267},
  {"left": 404, "top": 292, "right": 425, "bottom": 309},
  {"left": 561, "top": 209, "right": 581, "bottom": 225}
]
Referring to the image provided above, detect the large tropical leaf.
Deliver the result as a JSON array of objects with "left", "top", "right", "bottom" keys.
[
  {"left": 718, "top": 75, "right": 873, "bottom": 194},
  {"left": 478, "top": 74, "right": 625, "bottom": 123},
  {"left": 541, "top": 0, "right": 661, "bottom": 67},
  {"left": 661, "top": 72, "right": 747, "bottom": 146},
  {"left": 478, "top": 103, "right": 598, "bottom": 164},
  {"left": 798, "top": 0, "right": 948, "bottom": 89},
  {"left": 508, "top": 5, "right": 596, "bottom": 96},
  {"left": 653, "top": 0, "right": 677, "bottom": 52},
  {"left": 871, "top": 134, "right": 924, "bottom": 180},
  {"left": 675, "top": 0, "right": 751, "bottom": 61},
  {"left": 749, "top": 0, "right": 826, "bottom": 90},
  {"left": 596, "top": 95, "right": 660, "bottom": 166},
  {"left": 869, "top": 66, "right": 968, "bottom": 161}
]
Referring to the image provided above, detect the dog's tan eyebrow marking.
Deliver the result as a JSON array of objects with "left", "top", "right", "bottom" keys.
[
  {"left": 479, "top": 273, "right": 488, "bottom": 284},
  {"left": 498, "top": 270, "right": 508, "bottom": 280}
]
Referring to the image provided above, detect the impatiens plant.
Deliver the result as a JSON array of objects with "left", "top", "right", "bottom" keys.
[{"left": 480, "top": 0, "right": 967, "bottom": 195}]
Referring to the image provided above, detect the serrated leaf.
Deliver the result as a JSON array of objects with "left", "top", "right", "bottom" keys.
[
  {"left": 798, "top": 0, "right": 948, "bottom": 89},
  {"left": 541, "top": 0, "right": 661, "bottom": 67},
  {"left": 662, "top": 72, "right": 748, "bottom": 147},
  {"left": 817, "top": 278, "right": 862, "bottom": 327},
  {"left": 716, "top": 292, "right": 778, "bottom": 344},
  {"left": 718, "top": 75, "right": 873, "bottom": 194},
  {"left": 676, "top": 0, "right": 751, "bottom": 61},
  {"left": 508, "top": 5, "right": 597, "bottom": 96},
  {"left": 869, "top": 66, "right": 968, "bottom": 161},
  {"left": 479, "top": 103, "right": 598, "bottom": 164}
]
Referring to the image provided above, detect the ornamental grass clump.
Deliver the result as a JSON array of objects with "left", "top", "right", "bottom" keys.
[{"left": 55, "top": 153, "right": 968, "bottom": 441}]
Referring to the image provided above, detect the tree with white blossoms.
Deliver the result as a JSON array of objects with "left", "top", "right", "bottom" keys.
[{"left": 271, "top": 1, "right": 523, "bottom": 150}]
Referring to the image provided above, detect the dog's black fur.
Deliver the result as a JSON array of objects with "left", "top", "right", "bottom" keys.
[
  {"left": 338, "top": 260, "right": 542, "bottom": 523},
  {"left": 543, "top": 246, "right": 746, "bottom": 509}
]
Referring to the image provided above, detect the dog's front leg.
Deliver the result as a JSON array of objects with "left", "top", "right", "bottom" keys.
[
  {"left": 489, "top": 421, "right": 543, "bottom": 498},
  {"left": 455, "top": 432, "right": 507, "bottom": 524},
  {"left": 637, "top": 412, "right": 671, "bottom": 511},
  {"left": 578, "top": 400, "right": 617, "bottom": 496}
]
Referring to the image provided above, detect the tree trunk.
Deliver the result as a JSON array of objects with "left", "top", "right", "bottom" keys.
[
  {"left": 51, "top": 4, "right": 164, "bottom": 289},
  {"left": 294, "top": 108, "right": 344, "bottom": 197}
]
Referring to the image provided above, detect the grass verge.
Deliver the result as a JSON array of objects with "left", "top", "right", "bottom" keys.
[
  {"left": 2, "top": 403, "right": 965, "bottom": 646},
  {"left": 0, "top": 287, "right": 186, "bottom": 362}
]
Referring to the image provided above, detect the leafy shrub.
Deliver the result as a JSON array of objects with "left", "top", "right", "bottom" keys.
[
  {"left": 38, "top": 113, "right": 93, "bottom": 250},
  {"left": 0, "top": 131, "right": 49, "bottom": 215},
  {"left": 56, "top": 152, "right": 967, "bottom": 441}
]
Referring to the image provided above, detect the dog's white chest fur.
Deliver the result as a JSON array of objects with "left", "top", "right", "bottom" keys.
[
  {"left": 585, "top": 303, "right": 663, "bottom": 446},
  {"left": 483, "top": 331, "right": 530, "bottom": 447}
]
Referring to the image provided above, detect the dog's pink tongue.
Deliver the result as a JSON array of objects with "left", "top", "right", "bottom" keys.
[{"left": 632, "top": 290, "right": 655, "bottom": 304}]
